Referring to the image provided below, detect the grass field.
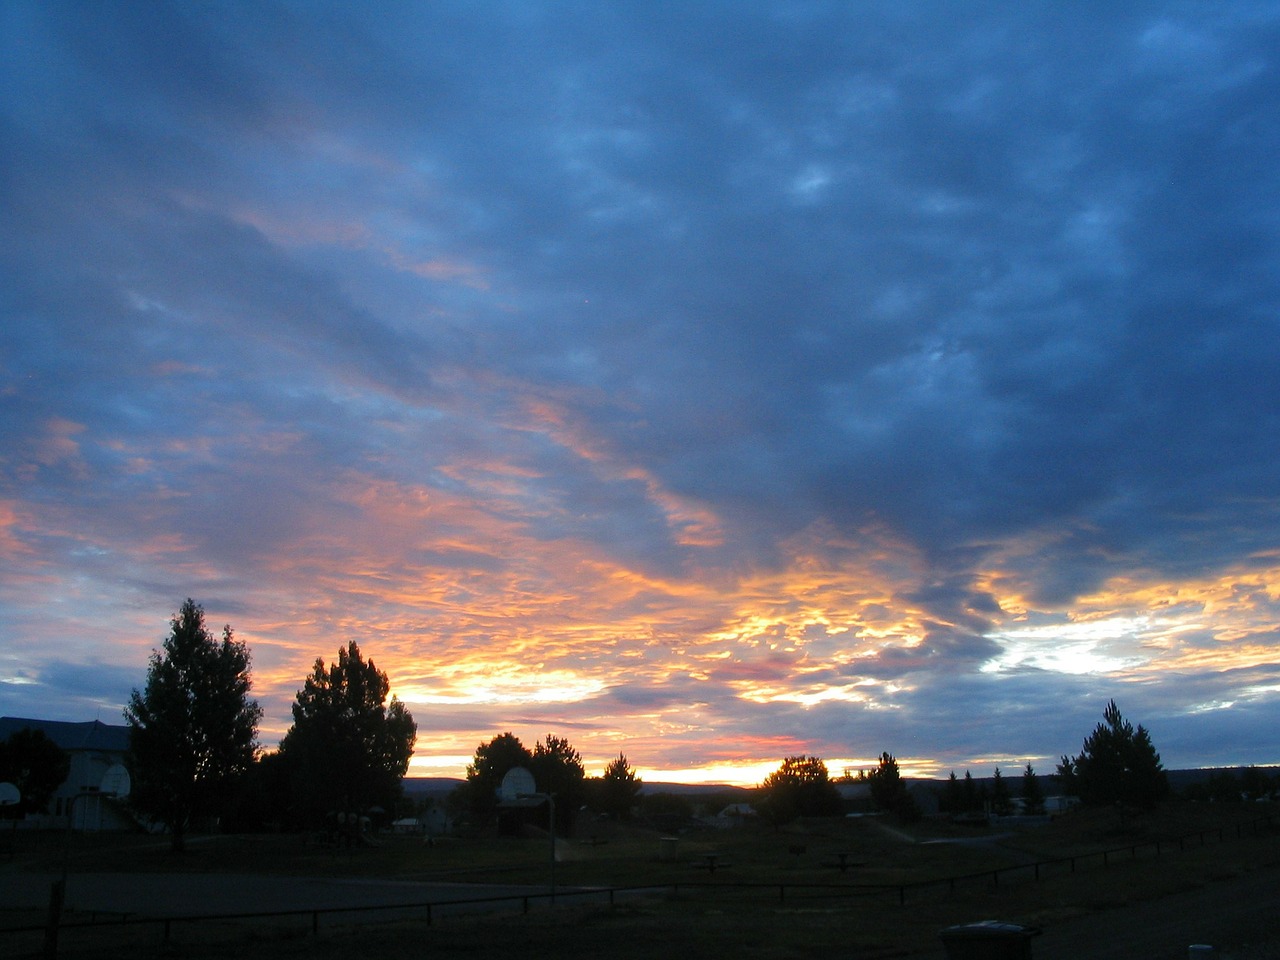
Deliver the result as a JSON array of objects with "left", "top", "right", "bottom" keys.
[{"left": 4, "top": 802, "right": 1277, "bottom": 959}]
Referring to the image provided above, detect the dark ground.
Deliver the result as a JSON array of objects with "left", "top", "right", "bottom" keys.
[
  {"left": 4, "top": 805, "right": 1277, "bottom": 958},
  {"left": 908, "top": 861, "right": 1280, "bottom": 959}
]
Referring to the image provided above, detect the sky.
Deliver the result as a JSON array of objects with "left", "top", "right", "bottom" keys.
[{"left": 3, "top": 2, "right": 1279, "bottom": 786}]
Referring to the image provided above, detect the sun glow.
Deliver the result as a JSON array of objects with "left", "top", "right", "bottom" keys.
[
  {"left": 397, "top": 666, "right": 605, "bottom": 706},
  {"left": 148, "top": 515, "right": 1280, "bottom": 782},
  {"left": 632, "top": 753, "right": 937, "bottom": 787},
  {"left": 982, "top": 615, "right": 1158, "bottom": 675}
]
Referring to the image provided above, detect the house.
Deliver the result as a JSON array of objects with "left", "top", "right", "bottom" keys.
[
  {"left": 1039, "top": 795, "right": 1080, "bottom": 815},
  {"left": 713, "top": 802, "right": 758, "bottom": 828},
  {"left": 0, "top": 716, "right": 134, "bottom": 831},
  {"left": 835, "top": 780, "right": 875, "bottom": 815}
]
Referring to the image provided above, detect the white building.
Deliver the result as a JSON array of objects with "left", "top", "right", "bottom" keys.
[{"left": 0, "top": 716, "right": 134, "bottom": 830}]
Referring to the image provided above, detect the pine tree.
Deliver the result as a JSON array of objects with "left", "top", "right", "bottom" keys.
[
  {"left": 125, "top": 600, "right": 261, "bottom": 851},
  {"left": 531, "top": 734, "right": 587, "bottom": 835},
  {"left": 1062, "top": 700, "right": 1169, "bottom": 809},
  {"left": 598, "top": 754, "right": 642, "bottom": 820},
  {"left": 961, "top": 770, "right": 979, "bottom": 813},
  {"left": 860, "top": 752, "right": 919, "bottom": 822},
  {"left": 1021, "top": 763, "right": 1046, "bottom": 815},
  {"left": 279, "top": 641, "right": 416, "bottom": 825},
  {"left": 942, "top": 770, "right": 962, "bottom": 814},
  {"left": 991, "top": 767, "right": 1014, "bottom": 816}
]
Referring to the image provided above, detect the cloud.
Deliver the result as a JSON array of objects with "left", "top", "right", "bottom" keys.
[{"left": 2, "top": 2, "right": 1279, "bottom": 778}]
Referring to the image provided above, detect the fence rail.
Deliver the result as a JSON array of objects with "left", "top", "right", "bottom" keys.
[{"left": 4, "top": 812, "right": 1273, "bottom": 954}]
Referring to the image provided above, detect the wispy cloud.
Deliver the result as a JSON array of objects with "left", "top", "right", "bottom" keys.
[{"left": 3, "top": 1, "right": 1279, "bottom": 781}]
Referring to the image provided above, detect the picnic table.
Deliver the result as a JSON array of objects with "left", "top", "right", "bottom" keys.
[
  {"left": 822, "top": 851, "right": 864, "bottom": 872},
  {"left": 693, "top": 852, "right": 733, "bottom": 873}
]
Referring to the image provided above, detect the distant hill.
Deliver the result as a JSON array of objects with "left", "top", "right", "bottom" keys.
[
  {"left": 402, "top": 777, "right": 463, "bottom": 799},
  {"left": 902, "top": 766, "right": 1280, "bottom": 793},
  {"left": 401, "top": 768, "right": 1277, "bottom": 801},
  {"left": 640, "top": 782, "right": 753, "bottom": 798},
  {"left": 401, "top": 777, "right": 752, "bottom": 799},
  {"left": 1164, "top": 766, "right": 1280, "bottom": 792}
]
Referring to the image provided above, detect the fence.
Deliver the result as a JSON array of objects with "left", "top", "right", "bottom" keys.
[
  {"left": 4, "top": 812, "right": 1273, "bottom": 956},
  {"left": 6, "top": 885, "right": 626, "bottom": 942}
]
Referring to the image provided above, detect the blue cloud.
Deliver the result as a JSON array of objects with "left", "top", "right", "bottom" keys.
[{"left": 3, "top": 1, "right": 1279, "bottom": 774}]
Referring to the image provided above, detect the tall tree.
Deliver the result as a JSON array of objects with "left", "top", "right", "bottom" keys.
[
  {"left": 990, "top": 767, "right": 1013, "bottom": 816},
  {"left": 1021, "top": 763, "right": 1046, "bottom": 815},
  {"left": 941, "top": 770, "right": 962, "bottom": 815},
  {"left": 456, "top": 732, "right": 534, "bottom": 823},
  {"left": 0, "top": 728, "right": 70, "bottom": 816},
  {"left": 962, "top": 770, "right": 979, "bottom": 813},
  {"left": 531, "top": 734, "right": 587, "bottom": 835},
  {"left": 124, "top": 599, "right": 262, "bottom": 851},
  {"left": 860, "top": 752, "right": 920, "bottom": 822},
  {"left": 279, "top": 641, "right": 417, "bottom": 825},
  {"left": 759, "top": 755, "right": 842, "bottom": 825},
  {"left": 1058, "top": 700, "right": 1169, "bottom": 810},
  {"left": 596, "top": 753, "right": 642, "bottom": 820},
  {"left": 223, "top": 750, "right": 295, "bottom": 833}
]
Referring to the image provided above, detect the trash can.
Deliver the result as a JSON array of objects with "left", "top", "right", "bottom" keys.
[{"left": 939, "top": 920, "right": 1040, "bottom": 960}]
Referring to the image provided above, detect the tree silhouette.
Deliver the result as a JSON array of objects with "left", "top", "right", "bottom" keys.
[
  {"left": 759, "top": 755, "right": 842, "bottom": 825},
  {"left": 279, "top": 641, "right": 416, "bottom": 827},
  {"left": 941, "top": 770, "right": 962, "bottom": 814},
  {"left": 1198, "top": 773, "right": 1239, "bottom": 803},
  {"left": 124, "top": 599, "right": 261, "bottom": 851},
  {"left": 1057, "top": 700, "right": 1169, "bottom": 810},
  {"left": 860, "top": 752, "right": 919, "bottom": 822},
  {"left": 990, "top": 767, "right": 1013, "bottom": 816},
  {"left": 223, "top": 749, "right": 294, "bottom": 832},
  {"left": 531, "top": 734, "right": 586, "bottom": 835},
  {"left": 1021, "top": 763, "right": 1046, "bottom": 815},
  {"left": 0, "top": 727, "right": 70, "bottom": 816},
  {"left": 962, "top": 770, "right": 980, "bottom": 813},
  {"left": 456, "top": 732, "right": 534, "bottom": 824},
  {"left": 469, "top": 732, "right": 533, "bottom": 787},
  {"left": 597, "top": 753, "right": 642, "bottom": 820}
]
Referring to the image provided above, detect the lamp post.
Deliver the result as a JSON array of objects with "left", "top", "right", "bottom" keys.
[
  {"left": 519, "top": 791, "right": 556, "bottom": 903},
  {"left": 498, "top": 767, "right": 556, "bottom": 904},
  {"left": 545, "top": 792, "right": 556, "bottom": 903}
]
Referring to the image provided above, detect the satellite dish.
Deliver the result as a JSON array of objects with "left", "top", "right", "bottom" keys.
[
  {"left": 0, "top": 782, "right": 19, "bottom": 806},
  {"left": 100, "top": 764, "right": 131, "bottom": 798},
  {"left": 499, "top": 766, "right": 536, "bottom": 801}
]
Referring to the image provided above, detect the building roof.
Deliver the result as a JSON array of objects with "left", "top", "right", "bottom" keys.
[{"left": 0, "top": 717, "right": 130, "bottom": 753}]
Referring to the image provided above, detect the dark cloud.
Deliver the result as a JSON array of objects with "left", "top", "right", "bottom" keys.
[
  {"left": 1, "top": 660, "right": 139, "bottom": 721},
  {"left": 3, "top": 1, "right": 1279, "bottom": 775},
  {"left": 602, "top": 675, "right": 733, "bottom": 711}
]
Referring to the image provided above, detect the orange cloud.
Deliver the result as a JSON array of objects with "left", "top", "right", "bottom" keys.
[
  {"left": 224, "top": 480, "right": 960, "bottom": 779},
  {"left": 31, "top": 418, "right": 87, "bottom": 472},
  {"left": 0, "top": 500, "right": 33, "bottom": 560},
  {"left": 978, "top": 558, "right": 1280, "bottom": 698}
]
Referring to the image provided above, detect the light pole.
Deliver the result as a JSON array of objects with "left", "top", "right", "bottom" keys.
[
  {"left": 546, "top": 792, "right": 556, "bottom": 903},
  {"left": 519, "top": 791, "right": 556, "bottom": 903},
  {"left": 498, "top": 767, "right": 556, "bottom": 904}
]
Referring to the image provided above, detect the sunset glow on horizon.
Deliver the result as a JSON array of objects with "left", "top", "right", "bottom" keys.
[{"left": 3, "top": 3, "right": 1280, "bottom": 784}]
